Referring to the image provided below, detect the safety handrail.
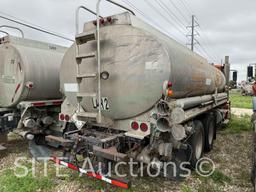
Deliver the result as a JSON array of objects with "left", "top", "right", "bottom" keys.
[
  {"left": 75, "top": 6, "right": 103, "bottom": 35},
  {"left": 95, "top": 0, "right": 135, "bottom": 123},
  {"left": 0, "top": 25, "right": 24, "bottom": 38},
  {"left": 105, "top": 0, "right": 135, "bottom": 15},
  {"left": 0, "top": 30, "right": 9, "bottom": 36},
  {"left": 96, "top": 0, "right": 103, "bottom": 123}
]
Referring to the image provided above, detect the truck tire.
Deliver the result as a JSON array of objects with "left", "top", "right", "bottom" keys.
[
  {"left": 188, "top": 120, "right": 205, "bottom": 168},
  {"left": 202, "top": 115, "right": 215, "bottom": 152}
]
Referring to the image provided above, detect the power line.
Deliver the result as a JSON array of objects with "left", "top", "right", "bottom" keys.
[
  {"left": 0, "top": 11, "right": 74, "bottom": 42},
  {"left": 174, "top": 0, "right": 191, "bottom": 19},
  {"left": 156, "top": 0, "right": 188, "bottom": 28},
  {"left": 186, "top": 15, "right": 217, "bottom": 62},
  {"left": 197, "top": 42, "right": 217, "bottom": 62},
  {"left": 145, "top": 0, "right": 187, "bottom": 37},
  {"left": 121, "top": 0, "right": 185, "bottom": 42},
  {"left": 167, "top": 0, "right": 190, "bottom": 24},
  {"left": 196, "top": 20, "right": 219, "bottom": 62},
  {"left": 180, "top": 0, "right": 193, "bottom": 15},
  {"left": 197, "top": 31, "right": 219, "bottom": 62},
  {"left": 179, "top": 2, "right": 219, "bottom": 62}
]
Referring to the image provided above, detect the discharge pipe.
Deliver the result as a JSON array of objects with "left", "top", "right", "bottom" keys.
[{"left": 156, "top": 93, "right": 227, "bottom": 114}]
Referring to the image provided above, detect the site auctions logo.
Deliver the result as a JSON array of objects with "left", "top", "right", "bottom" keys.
[
  {"left": 13, "top": 156, "right": 216, "bottom": 179},
  {"left": 195, "top": 157, "right": 215, "bottom": 177}
]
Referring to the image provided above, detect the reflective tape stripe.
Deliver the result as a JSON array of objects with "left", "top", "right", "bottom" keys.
[
  {"left": 101, "top": 177, "right": 111, "bottom": 183},
  {"left": 111, "top": 180, "right": 129, "bottom": 189},
  {"left": 31, "top": 100, "right": 63, "bottom": 107},
  {"left": 60, "top": 161, "right": 68, "bottom": 167},
  {"left": 52, "top": 101, "right": 62, "bottom": 105},
  {"left": 50, "top": 157, "right": 129, "bottom": 189},
  {"left": 68, "top": 163, "right": 79, "bottom": 171},
  {"left": 79, "top": 168, "right": 88, "bottom": 174}
]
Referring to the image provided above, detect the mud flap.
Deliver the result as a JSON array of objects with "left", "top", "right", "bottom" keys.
[
  {"left": 29, "top": 140, "right": 52, "bottom": 159},
  {"left": 163, "top": 150, "right": 188, "bottom": 180},
  {"left": 0, "top": 114, "right": 20, "bottom": 133}
]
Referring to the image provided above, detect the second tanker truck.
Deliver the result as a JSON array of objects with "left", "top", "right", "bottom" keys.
[
  {"left": 0, "top": 34, "right": 67, "bottom": 153},
  {"left": 25, "top": 2, "right": 231, "bottom": 188}
]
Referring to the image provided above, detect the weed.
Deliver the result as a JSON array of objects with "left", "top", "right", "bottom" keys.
[{"left": 209, "top": 170, "right": 232, "bottom": 184}]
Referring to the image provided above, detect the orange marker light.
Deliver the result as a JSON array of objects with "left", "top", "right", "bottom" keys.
[{"left": 167, "top": 89, "right": 173, "bottom": 97}]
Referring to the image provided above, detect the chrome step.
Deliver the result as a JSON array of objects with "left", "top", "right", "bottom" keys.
[
  {"left": 76, "top": 52, "right": 95, "bottom": 60},
  {"left": 45, "top": 135, "right": 74, "bottom": 147},
  {"left": 77, "top": 112, "right": 98, "bottom": 119},
  {"left": 77, "top": 73, "right": 97, "bottom": 79},
  {"left": 77, "top": 92, "right": 97, "bottom": 98},
  {"left": 75, "top": 31, "right": 96, "bottom": 44}
]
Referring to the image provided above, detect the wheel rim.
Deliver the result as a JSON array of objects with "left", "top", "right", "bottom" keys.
[
  {"left": 208, "top": 122, "right": 214, "bottom": 145},
  {"left": 195, "top": 130, "right": 203, "bottom": 159}
]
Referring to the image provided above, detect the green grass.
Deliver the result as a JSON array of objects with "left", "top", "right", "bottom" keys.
[
  {"left": 229, "top": 92, "right": 252, "bottom": 109},
  {"left": 223, "top": 114, "right": 252, "bottom": 134},
  {"left": 0, "top": 169, "right": 54, "bottom": 192},
  {"left": 209, "top": 170, "right": 232, "bottom": 184},
  {"left": 181, "top": 185, "right": 193, "bottom": 192}
]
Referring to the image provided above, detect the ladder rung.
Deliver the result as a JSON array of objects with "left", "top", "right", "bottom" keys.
[
  {"left": 76, "top": 31, "right": 96, "bottom": 44},
  {"left": 76, "top": 52, "right": 95, "bottom": 60},
  {"left": 77, "top": 92, "right": 97, "bottom": 98},
  {"left": 77, "top": 112, "right": 98, "bottom": 119},
  {"left": 77, "top": 73, "right": 97, "bottom": 79}
]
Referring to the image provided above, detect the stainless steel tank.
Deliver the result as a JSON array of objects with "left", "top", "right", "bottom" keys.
[
  {"left": 60, "top": 12, "right": 226, "bottom": 120},
  {"left": 0, "top": 36, "right": 67, "bottom": 108}
]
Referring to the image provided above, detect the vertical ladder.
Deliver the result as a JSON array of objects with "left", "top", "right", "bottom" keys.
[
  {"left": 74, "top": 0, "right": 135, "bottom": 124},
  {"left": 75, "top": 30, "right": 101, "bottom": 123}
]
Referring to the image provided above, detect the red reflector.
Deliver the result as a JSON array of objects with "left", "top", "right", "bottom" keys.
[
  {"left": 140, "top": 123, "right": 148, "bottom": 132},
  {"left": 167, "top": 81, "right": 173, "bottom": 88},
  {"left": 65, "top": 115, "right": 70, "bottom": 121},
  {"left": 15, "top": 83, "right": 21, "bottom": 93},
  {"left": 29, "top": 83, "right": 33, "bottom": 88},
  {"left": 107, "top": 17, "right": 112, "bottom": 23},
  {"left": 52, "top": 101, "right": 62, "bottom": 105},
  {"left": 100, "top": 18, "right": 105, "bottom": 25},
  {"left": 60, "top": 114, "right": 65, "bottom": 121},
  {"left": 33, "top": 102, "right": 45, "bottom": 107},
  {"left": 131, "top": 121, "right": 139, "bottom": 130}
]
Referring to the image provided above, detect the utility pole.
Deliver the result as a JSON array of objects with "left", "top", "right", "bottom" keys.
[
  {"left": 187, "top": 15, "right": 199, "bottom": 51},
  {"left": 191, "top": 15, "right": 195, "bottom": 51}
]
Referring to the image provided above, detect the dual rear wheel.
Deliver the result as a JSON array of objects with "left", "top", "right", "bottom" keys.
[{"left": 188, "top": 115, "right": 215, "bottom": 168}]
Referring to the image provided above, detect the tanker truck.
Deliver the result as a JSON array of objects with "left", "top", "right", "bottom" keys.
[
  {"left": 0, "top": 34, "right": 67, "bottom": 152},
  {"left": 30, "top": 3, "right": 230, "bottom": 186}
]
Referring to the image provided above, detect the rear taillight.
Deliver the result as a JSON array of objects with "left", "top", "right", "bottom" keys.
[
  {"left": 65, "top": 115, "right": 70, "bottom": 121},
  {"left": 93, "top": 17, "right": 114, "bottom": 26},
  {"left": 100, "top": 18, "right": 105, "bottom": 25},
  {"left": 107, "top": 17, "right": 112, "bottom": 23},
  {"left": 167, "top": 81, "right": 173, "bottom": 88},
  {"left": 131, "top": 121, "right": 139, "bottom": 130},
  {"left": 140, "top": 123, "right": 148, "bottom": 132},
  {"left": 59, "top": 114, "right": 65, "bottom": 121}
]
